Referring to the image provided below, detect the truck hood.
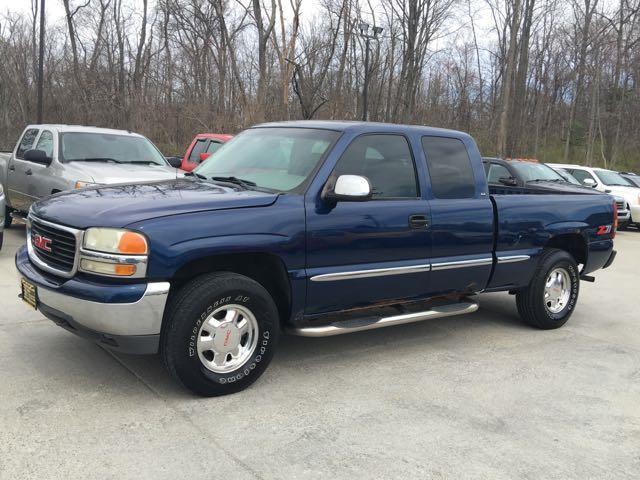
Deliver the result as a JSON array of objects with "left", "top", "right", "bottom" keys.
[
  {"left": 601, "top": 184, "right": 640, "bottom": 204},
  {"left": 527, "top": 181, "right": 603, "bottom": 194},
  {"left": 64, "top": 161, "right": 181, "bottom": 184},
  {"left": 31, "top": 179, "right": 279, "bottom": 228}
]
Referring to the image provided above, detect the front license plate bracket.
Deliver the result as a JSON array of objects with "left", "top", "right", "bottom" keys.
[{"left": 21, "top": 279, "right": 38, "bottom": 310}]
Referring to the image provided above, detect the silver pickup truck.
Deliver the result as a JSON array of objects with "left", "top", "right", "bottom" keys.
[{"left": 0, "top": 125, "right": 182, "bottom": 228}]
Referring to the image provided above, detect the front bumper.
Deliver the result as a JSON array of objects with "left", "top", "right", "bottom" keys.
[
  {"left": 16, "top": 246, "right": 169, "bottom": 354},
  {"left": 618, "top": 209, "right": 631, "bottom": 223},
  {"left": 630, "top": 204, "right": 640, "bottom": 223}
]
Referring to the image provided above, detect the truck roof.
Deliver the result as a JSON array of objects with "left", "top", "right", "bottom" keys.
[
  {"left": 549, "top": 163, "right": 615, "bottom": 173},
  {"left": 23, "top": 124, "right": 144, "bottom": 138},
  {"left": 254, "top": 120, "right": 472, "bottom": 139}
]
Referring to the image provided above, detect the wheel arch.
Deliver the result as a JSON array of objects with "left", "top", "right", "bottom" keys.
[
  {"left": 544, "top": 233, "right": 587, "bottom": 266},
  {"left": 169, "top": 252, "right": 292, "bottom": 326}
]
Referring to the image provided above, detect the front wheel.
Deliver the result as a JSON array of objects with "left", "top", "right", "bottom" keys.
[
  {"left": 516, "top": 249, "right": 580, "bottom": 329},
  {"left": 161, "top": 272, "right": 280, "bottom": 396}
]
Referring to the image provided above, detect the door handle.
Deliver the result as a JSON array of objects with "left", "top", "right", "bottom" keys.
[
  {"left": 409, "top": 214, "right": 428, "bottom": 229},
  {"left": 8, "top": 165, "right": 15, "bottom": 171},
  {"left": 25, "top": 169, "right": 33, "bottom": 175}
]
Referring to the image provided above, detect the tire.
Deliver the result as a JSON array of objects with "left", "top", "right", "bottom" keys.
[
  {"left": 161, "top": 272, "right": 280, "bottom": 396},
  {"left": 516, "top": 248, "right": 580, "bottom": 329},
  {"left": 4, "top": 206, "right": 12, "bottom": 229}
]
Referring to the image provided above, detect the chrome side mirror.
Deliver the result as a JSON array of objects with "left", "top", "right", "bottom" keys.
[{"left": 322, "top": 174, "right": 372, "bottom": 202}]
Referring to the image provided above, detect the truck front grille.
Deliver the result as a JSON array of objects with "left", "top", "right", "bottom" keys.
[
  {"left": 616, "top": 199, "right": 626, "bottom": 211},
  {"left": 30, "top": 219, "right": 77, "bottom": 273}
]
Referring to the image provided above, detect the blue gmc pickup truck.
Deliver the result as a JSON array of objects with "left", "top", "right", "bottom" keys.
[{"left": 16, "top": 121, "right": 617, "bottom": 396}]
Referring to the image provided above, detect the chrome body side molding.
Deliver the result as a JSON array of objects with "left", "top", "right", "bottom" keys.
[
  {"left": 310, "top": 263, "right": 431, "bottom": 282},
  {"left": 496, "top": 255, "right": 531, "bottom": 264},
  {"left": 430, "top": 258, "right": 493, "bottom": 271}
]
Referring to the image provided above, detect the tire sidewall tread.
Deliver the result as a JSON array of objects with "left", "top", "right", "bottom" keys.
[
  {"left": 161, "top": 272, "right": 280, "bottom": 396},
  {"left": 516, "top": 248, "right": 580, "bottom": 330}
]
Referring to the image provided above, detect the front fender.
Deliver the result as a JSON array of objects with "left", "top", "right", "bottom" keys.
[
  {"left": 129, "top": 196, "right": 307, "bottom": 280},
  {"left": 153, "top": 233, "right": 298, "bottom": 278}
]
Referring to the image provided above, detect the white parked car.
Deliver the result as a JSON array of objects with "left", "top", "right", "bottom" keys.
[
  {"left": 549, "top": 165, "right": 631, "bottom": 226},
  {"left": 549, "top": 163, "right": 640, "bottom": 228}
]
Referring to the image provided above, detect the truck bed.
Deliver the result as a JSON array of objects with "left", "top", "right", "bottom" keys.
[{"left": 487, "top": 192, "right": 615, "bottom": 291}]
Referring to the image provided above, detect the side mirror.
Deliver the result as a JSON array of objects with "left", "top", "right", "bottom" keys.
[
  {"left": 498, "top": 176, "right": 518, "bottom": 186},
  {"left": 199, "top": 152, "right": 210, "bottom": 162},
  {"left": 24, "top": 149, "right": 52, "bottom": 165},
  {"left": 582, "top": 178, "right": 597, "bottom": 187},
  {"left": 165, "top": 156, "right": 182, "bottom": 168},
  {"left": 322, "top": 174, "right": 372, "bottom": 202}
]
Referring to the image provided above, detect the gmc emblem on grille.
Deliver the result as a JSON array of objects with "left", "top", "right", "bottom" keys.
[{"left": 33, "top": 233, "right": 52, "bottom": 252}]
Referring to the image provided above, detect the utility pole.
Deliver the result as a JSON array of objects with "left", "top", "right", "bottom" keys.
[
  {"left": 358, "top": 22, "right": 383, "bottom": 122},
  {"left": 36, "top": 0, "right": 45, "bottom": 123}
]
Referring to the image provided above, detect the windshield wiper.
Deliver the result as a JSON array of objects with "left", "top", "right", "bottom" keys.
[
  {"left": 125, "top": 160, "right": 161, "bottom": 165},
  {"left": 185, "top": 171, "right": 207, "bottom": 180},
  {"left": 66, "top": 157, "right": 119, "bottom": 163},
  {"left": 210, "top": 176, "right": 257, "bottom": 188}
]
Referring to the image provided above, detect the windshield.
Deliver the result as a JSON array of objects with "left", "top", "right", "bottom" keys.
[
  {"left": 510, "top": 161, "right": 565, "bottom": 182},
  {"left": 194, "top": 127, "right": 340, "bottom": 192},
  {"left": 595, "top": 169, "right": 636, "bottom": 187},
  {"left": 623, "top": 175, "right": 640, "bottom": 187},
  {"left": 60, "top": 132, "right": 167, "bottom": 165}
]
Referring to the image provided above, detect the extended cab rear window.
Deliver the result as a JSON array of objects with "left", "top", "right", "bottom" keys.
[{"left": 422, "top": 136, "right": 476, "bottom": 199}]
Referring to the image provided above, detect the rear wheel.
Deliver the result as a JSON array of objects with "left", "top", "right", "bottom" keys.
[
  {"left": 161, "top": 272, "right": 280, "bottom": 396},
  {"left": 516, "top": 249, "right": 580, "bottom": 329}
]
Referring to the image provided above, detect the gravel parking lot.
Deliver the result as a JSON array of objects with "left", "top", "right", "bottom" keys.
[{"left": 1, "top": 223, "right": 639, "bottom": 480}]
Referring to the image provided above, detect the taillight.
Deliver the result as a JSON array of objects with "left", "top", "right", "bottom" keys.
[{"left": 612, "top": 200, "right": 618, "bottom": 238}]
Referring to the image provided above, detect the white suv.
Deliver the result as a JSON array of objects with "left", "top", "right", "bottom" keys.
[{"left": 549, "top": 164, "right": 640, "bottom": 227}]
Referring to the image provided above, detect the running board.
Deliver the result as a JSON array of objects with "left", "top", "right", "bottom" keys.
[{"left": 289, "top": 300, "right": 479, "bottom": 337}]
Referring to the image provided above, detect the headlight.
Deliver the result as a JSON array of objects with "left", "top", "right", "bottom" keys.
[
  {"left": 80, "top": 228, "right": 148, "bottom": 277},
  {"left": 75, "top": 180, "right": 101, "bottom": 189},
  {"left": 83, "top": 228, "right": 148, "bottom": 254}
]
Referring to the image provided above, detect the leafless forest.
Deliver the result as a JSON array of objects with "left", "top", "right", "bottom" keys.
[{"left": 1, "top": 0, "right": 639, "bottom": 169}]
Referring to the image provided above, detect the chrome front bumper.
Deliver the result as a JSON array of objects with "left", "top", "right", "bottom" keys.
[
  {"left": 618, "top": 209, "right": 630, "bottom": 222},
  {"left": 36, "top": 282, "right": 170, "bottom": 337}
]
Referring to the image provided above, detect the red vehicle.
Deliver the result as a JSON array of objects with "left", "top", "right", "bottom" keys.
[{"left": 180, "top": 133, "right": 233, "bottom": 172}]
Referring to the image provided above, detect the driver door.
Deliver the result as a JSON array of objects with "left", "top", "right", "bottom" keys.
[
  {"left": 8, "top": 128, "right": 40, "bottom": 211},
  {"left": 305, "top": 134, "right": 431, "bottom": 315}
]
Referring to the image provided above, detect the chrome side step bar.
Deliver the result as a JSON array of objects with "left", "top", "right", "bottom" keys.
[{"left": 289, "top": 300, "right": 479, "bottom": 337}]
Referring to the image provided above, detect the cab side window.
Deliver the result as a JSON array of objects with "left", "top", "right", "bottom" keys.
[
  {"left": 487, "top": 163, "right": 511, "bottom": 184},
  {"left": 569, "top": 169, "right": 596, "bottom": 186},
  {"left": 189, "top": 139, "right": 208, "bottom": 163},
  {"left": 16, "top": 129, "right": 39, "bottom": 159},
  {"left": 333, "top": 134, "right": 418, "bottom": 199},
  {"left": 422, "top": 136, "right": 476, "bottom": 199},
  {"left": 34, "top": 130, "right": 54, "bottom": 159}
]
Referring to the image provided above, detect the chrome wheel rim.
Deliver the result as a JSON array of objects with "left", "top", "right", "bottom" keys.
[
  {"left": 544, "top": 267, "right": 571, "bottom": 314},
  {"left": 196, "top": 304, "right": 259, "bottom": 374}
]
